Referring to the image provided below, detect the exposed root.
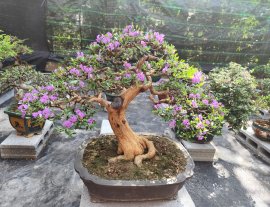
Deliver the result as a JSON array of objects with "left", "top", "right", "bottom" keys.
[
  {"left": 108, "top": 137, "right": 156, "bottom": 168},
  {"left": 134, "top": 138, "right": 156, "bottom": 167}
]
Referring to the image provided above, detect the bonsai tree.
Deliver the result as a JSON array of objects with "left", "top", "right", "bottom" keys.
[
  {"left": 0, "top": 65, "right": 48, "bottom": 98},
  {"left": 0, "top": 31, "right": 32, "bottom": 65},
  {"left": 209, "top": 62, "right": 257, "bottom": 130},
  {"left": 18, "top": 25, "right": 213, "bottom": 166},
  {"left": 153, "top": 63, "right": 226, "bottom": 143},
  {"left": 251, "top": 62, "right": 270, "bottom": 113}
]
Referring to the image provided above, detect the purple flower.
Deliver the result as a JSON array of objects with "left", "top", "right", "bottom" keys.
[
  {"left": 87, "top": 118, "right": 95, "bottom": 125},
  {"left": 202, "top": 99, "right": 209, "bottom": 105},
  {"left": 101, "top": 36, "right": 111, "bottom": 44},
  {"left": 191, "top": 100, "right": 198, "bottom": 108},
  {"left": 32, "top": 111, "right": 42, "bottom": 118},
  {"left": 18, "top": 104, "right": 29, "bottom": 117},
  {"left": 45, "top": 85, "right": 55, "bottom": 91},
  {"left": 106, "top": 32, "right": 113, "bottom": 38},
  {"left": 154, "top": 104, "right": 161, "bottom": 110},
  {"left": 129, "top": 31, "right": 140, "bottom": 37},
  {"left": 69, "top": 68, "right": 81, "bottom": 76},
  {"left": 192, "top": 71, "right": 203, "bottom": 84},
  {"left": 197, "top": 135, "right": 204, "bottom": 141},
  {"left": 75, "top": 109, "right": 85, "bottom": 119},
  {"left": 107, "top": 41, "right": 120, "bottom": 51},
  {"left": 42, "top": 108, "right": 53, "bottom": 119},
  {"left": 205, "top": 120, "right": 211, "bottom": 125},
  {"left": 80, "top": 64, "right": 93, "bottom": 74},
  {"left": 168, "top": 119, "right": 176, "bottom": 128},
  {"left": 69, "top": 115, "right": 78, "bottom": 123},
  {"left": 76, "top": 51, "right": 84, "bottom": 58},
  {"left": 63, "top": 120, "right": 73, "bottom": 129},
  {"left": 40, "top": 94, "right": 49, "bottom": 104},
  {"left": 173, "top": 105, "right": 182, "bottom": 112},
  {"left": 123, "top": 62, "right": 131, "bottom": 69},
  {"left": 198, "top": 114, "right": 203, "bottom": 121},
  {"left": 211, "top": 100, "right": 220, "bottom": 109},
  {"left": 49, "top": 95, "right": 58, "bottom": 101},
  {"left": 195, "top": 93, "right": 201, "bottom": 99},
  {"left": 136, "top": 72, "right": 145, "bottom": 82},
  {"left": 196, "top": 122, "right": 204, "bottom": 129},
  {"left": 96, "top": 34, "right": 102, "bottom": 43},
  {"left": 79, "top": 81, "right": 85, "bottom": 88},
  {"left": 115, "top": 76, "right": 121, "bottom": 81},
  {"left": 141, "top": 40, "right": 147, "bottom": 47},
  {"left": 162, "top": 63, "right": 169, "bottom": 74},
  {"left": 154, "top": 32, "right": 165, "bottom": 44},
  {"left": 123, "top": 25, "right": 133, "bottom": 34},
  {"left": 22, "top": 92, "right": 38, "bottom": 102},
  {"left": 125, "top": 73, "right": 131, "bottom": 78},
  {"left": 182, "top": 119, "right": 190, "bottom": 128},
  {"left": 189, "top": 93, "right": 196, "bottom": 99}
]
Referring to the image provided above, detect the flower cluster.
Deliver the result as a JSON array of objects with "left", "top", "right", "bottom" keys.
[
  {"left": 17, "top": 86, "right": 57, "bottom": 118},
  {"left": 154, "top": 92, "right": 225, "bottom": 142},
  {"left": 62, "top": 109, "right": 95, "bottom": 129}
]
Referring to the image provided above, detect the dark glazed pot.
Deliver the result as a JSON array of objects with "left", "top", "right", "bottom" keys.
[
  {"left": 4, "top": 109, "right": 45, "bottom": 136},
  {"left": 74, "top": 136, "right": 194, "bottom": 202},
  {"left": 252, "top": 119, "right": 270, "bottom": 141},
  {"left": 105, "top": 92, "right": 121, "bottom": 102}
]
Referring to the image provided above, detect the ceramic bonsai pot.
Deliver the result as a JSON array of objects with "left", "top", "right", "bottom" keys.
[
  {"left": 252, "top": 119, "right": 270, "bottom": 141},
  {"left": 4, "top": 109, "right": 45, "bottom": 136},
  {"left": 74, "top": 136, "right": 194, "bottom": 202}
]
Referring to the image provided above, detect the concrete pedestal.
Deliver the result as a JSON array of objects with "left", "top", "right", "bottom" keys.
[
  {"left": 80, "top": 185, "right": 195, "bottom": 207},
  {"left": 181, "top": 140, "right": 216, "bottom": 162},
  {"left": 0, "top": 120, "right": 54, "bottom": 159},
  {"left": 237, "top": 127, "right": 270, "bottom": 164}
]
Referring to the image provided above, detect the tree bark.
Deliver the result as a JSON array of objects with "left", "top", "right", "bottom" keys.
[{"left": 106, "top": 85, "right": 156, "bottom": 167}]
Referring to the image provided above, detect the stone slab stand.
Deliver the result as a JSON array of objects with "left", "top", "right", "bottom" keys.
[
  {"left": 181, "top": 140, "right": 216, "bottom": 162},
  {"left": 237, "top": 127, "right": 270, "bottom": 164},
  {"left": 0, "top": 89, "right": 14, "bottom": 106},
  {"left": 0, "top": 120, "right": 54, "bottom": 159}
]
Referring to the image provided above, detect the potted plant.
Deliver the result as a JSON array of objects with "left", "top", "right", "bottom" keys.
[
  {"left": 0, "top": 65, "right": 49, "bottom": 136},
  {"left": 251, "top": 62, "right": 270, "bottom": 140},
  {"left": 0, "top": 31, "right": 33, "bottom": 105},
  {"left": 153, "top": 62, "right": 226, "bottom": 143},
  {"left": 19, "top": 25, "right": 195, "bottom": 201},
  {"left": 0, "top": 31, "right": 32, "bottom": 68},
  {"left": 209, "top": 62, "right": 257, "bottom": 131}
]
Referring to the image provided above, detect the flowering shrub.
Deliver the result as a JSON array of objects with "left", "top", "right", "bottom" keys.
[
  {"left": 154, "top": 81, "right": 225, "bottom": 142},
  {"left": 209, "top": 62, "right": 257, "bottom": 130}
]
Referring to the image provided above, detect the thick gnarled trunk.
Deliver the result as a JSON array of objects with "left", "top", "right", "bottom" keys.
[{"left": 108, "top": 107, "right": 156, "bottom": 167}]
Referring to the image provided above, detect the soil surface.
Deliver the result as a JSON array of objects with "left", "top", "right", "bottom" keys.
[
  {"left": 254, "top": 120, "right": 270, "bottom": 129},
  {"left": 82, "top": 135, "right": 187, "bottom": 180}
]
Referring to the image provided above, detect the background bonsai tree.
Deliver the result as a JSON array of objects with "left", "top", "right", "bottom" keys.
[
  {"left": 0, "top": 31, "right": 32, "bottom": 65},
  {"left": 153, "top": 62, "right": 226, "bottom": 143},
  {"left": 0, "top": 65, "right": 48, "bottom": 100},
  {"left": 251, "top": 62, "right": 270, "bottom": 113},
  {"left": 209, "top": 62, "right": 257, "bottom": 130},
  {"left": 19, "top": 25, "right": 208, "bottom": 166}
]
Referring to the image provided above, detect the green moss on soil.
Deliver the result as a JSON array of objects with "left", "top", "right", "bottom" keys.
[{"left": 82, "top": 135, "right": 187, "bottom": 180}]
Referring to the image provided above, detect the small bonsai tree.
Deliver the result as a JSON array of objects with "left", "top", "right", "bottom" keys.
[
  {"left": 209, "top": 62, "right": 257, "bottom": 130},
  {"left": 0, "top": 31, "right": 32, "bottom": 65},
  {"left": 153, "top": 63, "right": 226, "bottom": 143},
  {"left": 18, "top": 25, "right": 216, "bottom": 166},
  {"left": 251, "top": 62, "right": 270, "bottom": 113}
]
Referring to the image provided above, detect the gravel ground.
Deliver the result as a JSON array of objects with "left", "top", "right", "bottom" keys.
[{"left": 0, "top": 93, "right": 270, "bottom": 207}]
